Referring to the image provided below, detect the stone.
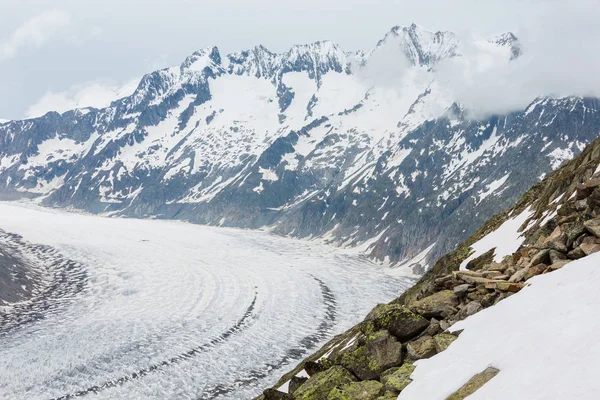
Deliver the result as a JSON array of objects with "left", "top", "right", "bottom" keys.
[
  {"left": 529, "top": 249, "right": 551, "bottom": 266},
  {"left": 406, "top": 336, "right": 437, "bottom": 360},
  {"left": 439, "top": 320, "right": 453, "bottom": 331},
  {"left": 481, "top": 292, "right": 498, "bottom": 307},
  {"left": 496, "top": 281, "right": 526, "bottom": 292},
  {"left": 363, "top": 304, "right": 429, "bottom": 342},
  {"left": 304, "top": 361, "right": 327, "bottom": 377},
  {"left": 327, "top": 380, "right": 384, "bottom": 400},
  {"left": 433, "top": 333, "right": 458, "bottom": 352},
  {"left": 289, "top": 376, "right": 309, "bottom": 394},
  {"left": 263, "top": 389, "right": 293, "bottom": 400},
  {"left": 380, "top": 362, "right": 416, "bottom": 392},
  {"left": 409, "top": 290, "right": 459, "bottom": 319},
  {"left": 293, "top": 366, "right": 357, "bottom": 400},
  {"left": 576, "top": 178, "right": 600, "bottom": 200},
  {"left": 462, "top": 301, "right": 483, "bottom": 318},
  {"left": 338, "top": 330, "right": 403, "bottom": 381},
  {"left": 549, "top": 249, "right": 567, "bottom": 264},
  {"left": 488, "top": 262, "right": 508, "bottom": 272},
  {"left": 584, "top": 217, "right": 600, "bottom": 237},
  {"left": 424, "top": 318, "right": 442, "bottom": 336},
  {"left": 508, "top": 267, "right": 529, "bottom": 283},
  {"left": 549, "top": 260, "right": 571, "bottom": 270},
  {"left": 445, "top": 367, "right": 500, "bottom": 400},
  {"left": 568, "top": 246, "right": 586, "bottom": 260},
  {"left": 465, "top": 248, "right": 495, "bottom": 271},
  {"left": 580, "top": 242, "right": 600, "bottom": 255},
  {"left": 453, "top": 284, "right": 471, "bottom": 297},
  {"left": 525, "top": 263, "right": 548, "bottom": 280}
]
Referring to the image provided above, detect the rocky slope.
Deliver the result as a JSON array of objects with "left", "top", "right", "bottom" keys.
[
  {"left": 255, "top": 134, "right": 600, "bottom": 399},
  {"left": 1, "top": 25, "right": 599, "bottom": 271}
]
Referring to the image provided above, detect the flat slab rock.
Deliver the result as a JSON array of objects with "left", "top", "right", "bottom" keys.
[{"left": 445, "top": 367, "right": 500, "bottom": 400}]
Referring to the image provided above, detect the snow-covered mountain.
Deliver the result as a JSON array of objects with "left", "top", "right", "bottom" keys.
[{"left": 1, "top": 24, "right": 599, "bottom": 272}]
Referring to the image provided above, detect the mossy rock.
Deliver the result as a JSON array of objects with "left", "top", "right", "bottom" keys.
[
  {"left": 327, "top": 380, "right": 384, "bottom": 400},
  {"left": 406, "top": 336, "right": 437, "bottom": 360},
  {"left": 293, "top": 366, "right": 357, "bottom": 400},
  {"left": 363, "top": 303, "right": 429, "bottom": 342},
  {"left": 337, "top": 330, "right": 403, "bottom": 381},
  {"left": 380, "top": 361, "right": 415, "bottom": 392},
  {"left": 409, "top": 290, "right": 459, "bottom": 319},
  {"left": 433, "top": 332, "right": 458, "bottom": 352},
  {"left": 466, "top": 248, "right": 495, "bottom": 271},
  {"left": 445, "top": 367, "right": 500, "bottom": 400}
]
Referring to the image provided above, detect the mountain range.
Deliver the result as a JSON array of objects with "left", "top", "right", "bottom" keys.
[{"left": 1, "top": 24, "right": 598, "bottom": 273}]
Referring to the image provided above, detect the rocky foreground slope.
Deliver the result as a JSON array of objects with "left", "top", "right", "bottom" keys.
[
  {"left": 255, "top": 135, "right": 600, "bottom": 399},
  {"left": 1, "top": 25, "right": 599, "bottom": 270}
]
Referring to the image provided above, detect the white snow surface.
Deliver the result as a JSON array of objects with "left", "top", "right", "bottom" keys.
[
  {"left": 0, "top": 202, "right": 410, "bottom": 400},
  {"left": 460, "top": 207, "right": 532, "bottom": 270},
  {"left": 399, "top": 252, "right": 600, "bottom": 400}
]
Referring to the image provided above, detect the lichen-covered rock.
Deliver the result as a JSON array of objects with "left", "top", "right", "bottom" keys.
[
  {"left": 406, "top": 335, "right": 437, "bottom": 360},
  {"left": 433, "top": 332, "right": 458, "bottom": 352},
  {"left": 409, "top": 290, "right": 459, "bottom": 319},
  {"left": 293, "top": 366, "right": 357, "bottom": 400},
  {"left": 337, "top": 330, "right": 403, "bottom": 381},
  {"left": 380, "top": 361, "right": 415, "bottom": 392},
  {"left": 327, "top": 380, "right": 384, "bottom": 400},
  {"left": 465, "top": 248, "right": 494, "bottom": 271},
  {"left": 289, "top": 376, "right": 309, "bottom": 394},
  {"left": 584, "top": 217, "right": 600, "bottom": 237},
  {"left": 263, "top": 388, "right": 292, "bottom": 400},
  {"left": 363, "top": 304, "right": 429, "bottom": 342},
  {"left": 445, "top": 367, "right": 500, "bottom": 400}
]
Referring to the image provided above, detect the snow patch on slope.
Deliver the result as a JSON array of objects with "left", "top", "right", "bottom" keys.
[{"left": 400, "top": 252, "right": 600, "bottom": 400}]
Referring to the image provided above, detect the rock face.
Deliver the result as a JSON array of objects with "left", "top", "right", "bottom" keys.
[
  {"left": 1, "top": 25, "right": 600, "bottom": 271},
  {"left": 256, "top": 136, "right": 600, "bottom": 400}
]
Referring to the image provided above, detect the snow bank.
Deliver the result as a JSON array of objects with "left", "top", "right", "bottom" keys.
[
  {"left": 460, "top": 207, "right": 532, "bottom": 270},
  {"left": 399, "top": 252, "right": 600, "bottom": 399}
]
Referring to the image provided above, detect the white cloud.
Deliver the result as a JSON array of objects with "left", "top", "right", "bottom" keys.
[
  {"left": 25, "top": 79, "right": 140, "bottom": 119},
  {"left": 0, "top": 10, "right": 71, "bottom": 61},
  {"left": 433, "top": 0, "right": 600, "bottom": 117}
]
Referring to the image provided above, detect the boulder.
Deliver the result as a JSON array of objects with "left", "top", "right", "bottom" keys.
[
  {"left": 548, "top": 249, "right": 567, "bottom": 264},
  {"left": 363, "top": 304, "right": 429, "bottom": 342},
  {"left": 525, "top": 263, "right": 548, "bottom": 280},
  {"left": 327, "top": 381, "right": 384, "bottom": 400},
  {"left": 337, "top": 330, "right": 403, "bottom": 381},
  {"left": 549, "top": 260, "right": 571, "bottom": 270},
  {"left": 263, "top": 389, "right": 292, "bottom": 400},
  {"left": 580, "top": 242, "right": 600, "bottom": 256},
  {"left": 424, "top": 318, "right": 442, "bottom": 336},
  {"left": 304, "top": 361, "right": 327, "bottom": 377},
  {"left": 453, "top": 284, "right": 471, "bottom": 297},
  {"left": 293, "top": 366, "right": 357, "bottom": 400},
  {"left": 488, "top": 262, "right": 508, "bottom": 272},
  {"left": 406, "top": 336, "right": 437, "bottom": 360},
  {"left": 445, "top": 367, "right": 500, "bottom": 400},
  {"left": 289, "top": 376, "right": 309, "bottom": 394},
  {"left": 380, "top": 362, "right": 416, "bottom": 392},
  {"left": 433, "top": 333, "right": 458, "bottom": 352},
  {"left": 465, "top": 248, "right": 495, "bottom": 271},
  {"left": 460, "top": 301, "right": 483, "bottom": 319},
  {"left": 409, "top": 290, "right": 459, "bottom": 319},
  {"left": 567, "top": 246, "right": 586, "bottom": 259},
  {"left": 584, "top": 217, "right": 600, "bottom": 237},
  {"left": 495, "top": 281, "right": 526, "bottom": 292},
  {"left": 529, "top": 249, "right": 551, "bottom": 266}
]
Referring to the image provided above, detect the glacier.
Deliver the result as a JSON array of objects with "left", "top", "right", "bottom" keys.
[{"left": 0, "top": 202, "right": 411, "bottom": 399}]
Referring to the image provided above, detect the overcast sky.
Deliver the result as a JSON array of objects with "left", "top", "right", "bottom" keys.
[{"left": 0, "top": 0, "right": 596, "bottom": 120}]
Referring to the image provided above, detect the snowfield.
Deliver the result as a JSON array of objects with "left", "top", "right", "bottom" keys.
[
  {"left": 400, "top": 252, "right": 600, "bottom": 400},
  {"left": 0, "top": 202, "right": 410, "bottom": 400}
]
